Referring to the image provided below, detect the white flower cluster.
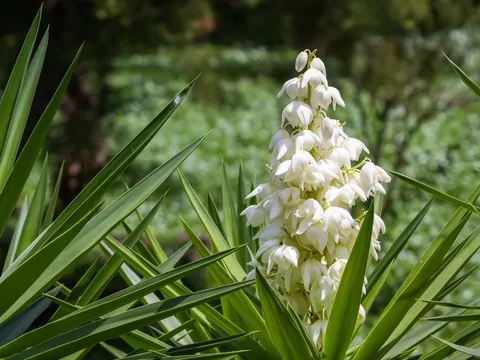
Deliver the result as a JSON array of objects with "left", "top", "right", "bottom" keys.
[{"left": 241, "top": 50, "right": 391, "bottom": 348}]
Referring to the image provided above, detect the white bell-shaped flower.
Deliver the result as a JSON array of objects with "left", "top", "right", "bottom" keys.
[
  {"left": 301, "top": 161, "right": 339, "bottom": 191},
  {"left": 301, "top": 258, "right": 328, "bottom": 290},
  {"left": 240, "top": 205, "right": 265, "bottom": 227},
  {"left": 327, "top": 86, "right": 345, "bottom": 110},
  {"left": 314, "top": 117, "right": 338, "bottom": 140},
  {"left": 295, "top": 51, "right": 308, "bottom": 72},
  {"left": 269, "top": 130, "right": 295, "bottom": 160},
  {"left": 293, "top": 198, "right": 324, "bottom": 234},
  {"left": 278, "top": 187, "right": 302, "bottom": 206},
  {"left": 332, "top": 244, "right": 350, "bottom": 260},
  {"left": 327, "top": 258, "right": 347, "bottom": 291},
  {"left": 317, "top": 159, "right": 342, "bottom": 183},
  {"left": 328, "top": 147, "right": 352, "bottom": 168},
  {"left": 323, "top": 206, "right": 357, "bottom": 242},
  {"left": 370, "top": 214, "right": 386, "bottom": 260},
  {"left": 282, "top": 101, "right": 314, "bottom": 128},
  {"left": 276, "top": 150, "right": 314, "bottom": 184},
  {"left": 310, "top": 276, "right": 333, "bottom": 313},
  {"left": 371, "top": 238, "right": 382, "bottom": 261},
  {"left": 284, "top": 262, "right": 304, "bottom": 293},
  {"left": 267, "top": 244, "right": 300, "bottom": 272},
  {"left": 256, "top": 239, "right": 281, "bottom": 259},
  {"left": 277, "top": 77, "right": 308, "bottom": 99},
  {"left": 277, "top": 152, "right": 340, "bottom": 191},
  {"left": 301, "top": 68, "right": 328, "bottom": 89},
  {"left": 293, "top": 130, "right": 321, "bottom": 152},
  {"left": 261, "top": 187, "right": 299, "bottom": 221},
  {"left": 341, "top": 137, "right": 369, "bottom": 161},
  {"left": 310, "top": 57, "right": 326, "bottom": 75},
  {"left": 310, "top": 85, "right": 345, "bottom": 110},
  {"left": 314, "top": 117, "right": 346, "bottom": 150},
  {"left": 253, "top": 221, "right": 285, "bottom": 244},
  {"left": 376, "top": 166, "right": 392, "bottom": 182},
  {"left": 298, "top": 223, "right": 329, "bottom": 252},
  {"left": 311, "top": 85, "right": 331, "bottom": 110},
  {"left": 307, "top": 319, "right": 328, "bottom": 347},
  {"left": 325, "top": 182, "right": 366, "bottom": 207},
  {"left": 276, "top": 150, "right": 312, "bottom": 176},
  {"left": 360, "top": 162, "right": 386, "bottom": 196},
  {"left": 373, "top": 214, "right": 386, "bottom": 238},
  {"left": 265, "top": 187, "right": 302, "bottom": 219}
]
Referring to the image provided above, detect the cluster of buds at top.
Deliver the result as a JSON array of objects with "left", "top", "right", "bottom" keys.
[{"left": 241, "top": 50, "right": 390, "bottom": 348}]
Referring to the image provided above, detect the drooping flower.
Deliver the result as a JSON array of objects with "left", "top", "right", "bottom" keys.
[{"left": 282, "top": 101, "right": 314, "bottom": 128}]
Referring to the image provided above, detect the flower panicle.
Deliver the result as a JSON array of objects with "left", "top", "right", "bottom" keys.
[{"left": 242, "top": 50, "right": 391, "bottom": 349}]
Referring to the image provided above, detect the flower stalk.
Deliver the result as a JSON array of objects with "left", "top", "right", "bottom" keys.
[{"left": 242, "top": 50, "right": 391, "bottom": 348}]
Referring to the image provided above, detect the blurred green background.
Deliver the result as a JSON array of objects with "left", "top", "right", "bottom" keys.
[{"left": 1, "top": 0, "right": 480, "bottom": 356}]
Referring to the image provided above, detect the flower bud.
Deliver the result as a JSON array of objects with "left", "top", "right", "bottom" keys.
[
  {"left": 295, "top": 51, "right": 308, "bottom": 72},
  {"left": 310, "top": 57, "right": 326, "bottom": 74},
  {"left": 358, "top": 304, "right": 366, "bottom": 324}
]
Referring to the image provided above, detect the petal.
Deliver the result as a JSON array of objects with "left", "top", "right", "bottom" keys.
[
  {"left": 246, "top": 183, "right": 270, "bottom": 199},
  {"left": 275, "top": 160, "right": 292, "bottom": 176},
  {"left": 328, "top": 87, "right": 345, "bottom": 109},
  {"left": 283, "top": 246, "right": 299, "bottom": 267}
]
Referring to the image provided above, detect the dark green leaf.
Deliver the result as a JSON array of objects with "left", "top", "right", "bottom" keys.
[
  {"left": 368, "top": 198, "right": 434, "bottom": 293},
  {"left": 255, "top": 268, "right": 312, "bottom": 360},
  {"left": 388, "top": 170, "right": 479, "bottom": 214},
  {"left": 0, "top": 7, "right": 41, "bottom": 157},
  {"left": 433, "top": 337, "right": 480, "bottom": 358},
  {"left": 444, "top": 53, "right": 480, "bottom": 99},
  {"left": 323, "top": 203, "right": 374, "bottom": 360}
]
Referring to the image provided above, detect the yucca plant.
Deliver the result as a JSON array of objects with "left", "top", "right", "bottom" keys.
[
  {"left": 174, "top": 53, "right": 480, "bottom": 360},
  {"left": 0, "top": 8, "right": 259, "bottom": 360},
  {"left": 2, "top": 7, "right": 480, "bottom": 360}
]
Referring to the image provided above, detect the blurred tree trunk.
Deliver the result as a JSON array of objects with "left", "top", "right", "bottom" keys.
[
  {"left": 19, "top": 0, "right": 110, "bottom": 210},
  {"left": 56, "top": 65, "right": 109, "bottom": 207}
]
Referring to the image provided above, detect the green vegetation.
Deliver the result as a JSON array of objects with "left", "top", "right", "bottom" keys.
[{"left": 0, "top": 2, "right": 480, "bottom": 359}]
